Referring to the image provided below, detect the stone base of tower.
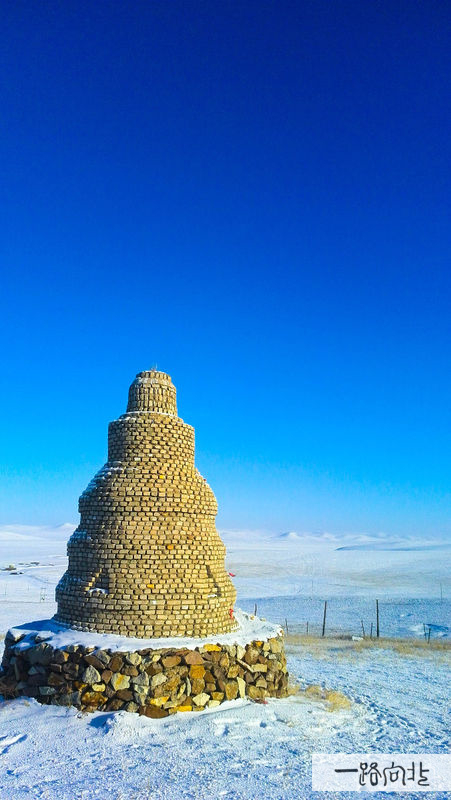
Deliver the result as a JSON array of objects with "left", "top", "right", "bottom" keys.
[{"left": 0, "top": 613, "right": 288, "bottom": 715}]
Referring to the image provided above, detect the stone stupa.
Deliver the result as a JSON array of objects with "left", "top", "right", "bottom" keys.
[
  {"left": 1, "top": 369, "right": 288, "bottom": 716},
  {"left": 55, "top": 369, "right": 236, "bottom": 638}
]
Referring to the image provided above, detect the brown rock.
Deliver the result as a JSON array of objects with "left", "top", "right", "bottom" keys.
[
  {"left": 162, "top": 674, "right": 181, "bottom": 694},
  {"left": 62, "top": 663, "right": 78, "bottom": 679},
  {"left": 207, "top": 651, "right": 221, "bottom": 663},
  {"left": 106, "top": 698, "right": 124, "bottom": 711},
  {"left": 212, "top": 666, "right": 226, "bottom": 681},
  {"left": 145, "top": 663, "right": 163, "bottom": 676},
  {"left": 142, "top": 705, "right": 169, "bottom": 718},
  {"left": 190, "top": 678, "right": 205, "bottom": 695},
  {"left": 170, "top": 665, "right": 188, "bottom": 680},
  {"left": 184, "top": 651, "right": 204, "bottom": 666},
  {"left": 244, "top": 647, "right": 260, "bottom": 666},
  {"left": 48, "top": 672, "right": 66, "bottom": 686},
  {"left": 225, "top": 681, "right": 238, "bottom": 700},
  {"left": 122, "top": 665, "right": 139, "bottom": 677},
  {"left": 153, "top": 683, "right": 170, "bottom": 698},
  {"left": 52, "top": 650, "right": 69, "bottom": 665},
  {"left": 84, "top": 654, "right": 105, "bottom": 671},
  {"left": 247, "top": 685, "right": 263, "bottom": 700},
  {"left": 116, "top": 689, "right": 133, "bottom": 701},
  {"left": 101, "top": 669, "right": 113, "bottom": 683},
  {"left": 109, "top": 655, "right": 124, "bottom": 672},
  {"left": 162, "top": 655, "right": 181, "bottom": 668}
]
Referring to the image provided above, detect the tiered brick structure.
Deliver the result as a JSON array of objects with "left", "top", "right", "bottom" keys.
[
  {"left": 1, "top": 369, "right": 290, "bottom": 714},
  {"left": 55, "top": 370, "right": 236, "bottom": 638}
]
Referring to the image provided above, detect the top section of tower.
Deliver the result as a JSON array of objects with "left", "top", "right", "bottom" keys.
[{"left": 126, "top": 369, "right": 177, "bottom": 415}]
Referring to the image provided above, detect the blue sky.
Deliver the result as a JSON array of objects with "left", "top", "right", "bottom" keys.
[{"left": 0, "top": 1, "right": 449, "bottom": 536}]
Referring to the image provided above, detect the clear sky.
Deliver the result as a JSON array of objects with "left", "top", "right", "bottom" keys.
[{"left": 0, "top": 1, "right": 449, "bottom": 536}]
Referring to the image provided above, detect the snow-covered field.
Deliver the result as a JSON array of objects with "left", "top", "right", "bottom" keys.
[{"left": 0, "top": 524, "right": 449, "bottom": 799}]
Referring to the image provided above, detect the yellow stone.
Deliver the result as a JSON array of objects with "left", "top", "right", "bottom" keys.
[
  {"left": 149, "top": 696, "right": 169, "bottom": 707},
  {"left": 202, "top": 644, "right": 221, "bottom": 652},
  {"left": 82, "top": 691, "right": 106, "bottom": 705},
  {"left": 189, "top": 665, "right": 205, "bottom": 679},
  {"left": 175, "top": 705, "right": 192, "bottom": 712}
]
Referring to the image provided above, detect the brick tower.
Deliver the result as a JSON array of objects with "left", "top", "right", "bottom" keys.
[{"left": 55, "top": 370, "right": 237, "bottom": 638}]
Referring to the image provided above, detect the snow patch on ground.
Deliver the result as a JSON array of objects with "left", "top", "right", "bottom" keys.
[{"left": 0, "top": 641, "right": 448, "bottom": 799}]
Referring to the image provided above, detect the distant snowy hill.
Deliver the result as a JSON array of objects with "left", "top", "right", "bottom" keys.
[
  {"left": 221, "top": 528, "right": 450, "bottom": 600},
  {"left": 0, "top": 523, "right": 75, "bottom": 541},
  {"left": 0, "top": 523, "right": 74, "bottom": 570}
]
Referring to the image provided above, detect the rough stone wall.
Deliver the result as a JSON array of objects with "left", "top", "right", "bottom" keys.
[
  {"left": 55, "top": 370, "right": 236, "bottom": 637},
  {"left": 1, "top": 631, "right": 288, "bottom": 716}
]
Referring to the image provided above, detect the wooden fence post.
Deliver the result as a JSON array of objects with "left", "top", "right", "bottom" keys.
[{"left": 322, "top": 600, "right": 327, "bottom": 637}]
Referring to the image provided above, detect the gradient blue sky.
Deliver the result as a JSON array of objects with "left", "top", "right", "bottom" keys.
[{"left": 1, "top": 1, "right": 450, "bottom": 536}]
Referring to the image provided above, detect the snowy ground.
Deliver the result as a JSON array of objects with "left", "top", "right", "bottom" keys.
[{"left": 0, "top": 524, "right": 449, "bottom": 799}]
